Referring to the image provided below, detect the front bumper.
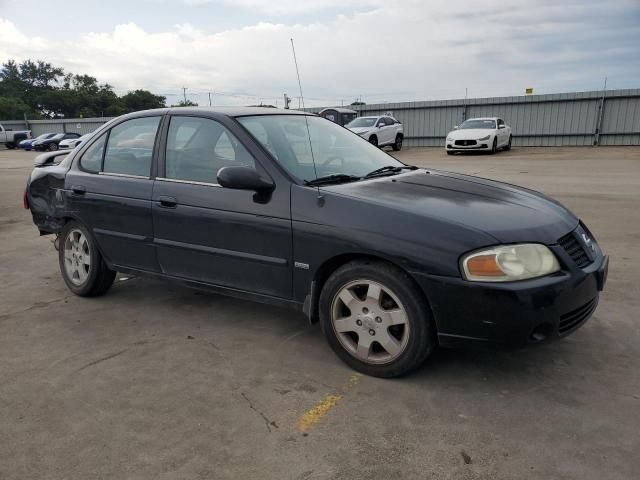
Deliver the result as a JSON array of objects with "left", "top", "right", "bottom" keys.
[
  {"left": 411, "top": 251, "right": 609, "bottom": 347},
  {"left": 446, "top": 142, "right": 489, "bottom": 150}
]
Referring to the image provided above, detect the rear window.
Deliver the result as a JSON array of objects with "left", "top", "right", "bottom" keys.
[{"left": 102, "top": 117, "right": 161, "bottom": 176}]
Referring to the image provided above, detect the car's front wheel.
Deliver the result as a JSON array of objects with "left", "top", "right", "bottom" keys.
[
  {"left": 490, "top": 138, "right": 497, "bottom": 154},
  {"left": 368, "top": 135, "right": 378, "bottom": 147},
  {"left": 48, "top": 143, "right": 58, "bottom": 151},
  {"left": 319, "top": 260, "right": 435, "bottom": 377},
  {"left": 59, "top": 221, "right": 116, "bottom": 296}
]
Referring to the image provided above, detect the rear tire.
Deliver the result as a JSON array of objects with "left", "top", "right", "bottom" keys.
[
  {"left": 6, "top": 142, "right": 15, "bottom": 149},
  {"left": 490, "top": 138, "right": 497, "bottom": 154},
  {"left": 59, "top": 221, "right": 116, "bottom": 297},
  {"left": 319, "top": 260, "right": 436, "bottom": 378},
  {"left": 368, "top": 135, "right": 378, "bottom": 148},
  {"left": 392, "top": 134, "right": 403, "bottom": 151}
]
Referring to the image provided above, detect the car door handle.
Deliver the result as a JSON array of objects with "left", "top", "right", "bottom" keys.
[
  {"left": 71, "top": 185, "right": 86, "bottom": 195},
  {"left": 158, "top": 196, "right": 178, "bottom": 208}
]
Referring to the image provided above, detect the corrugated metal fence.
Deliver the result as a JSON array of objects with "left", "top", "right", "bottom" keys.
[
  {"left": 2, "top": 89, "right": 639, "bottom": 147},
  {"left": 308, "top": 89, "right": 640, "bottom": 147},
  {"left": 1, "top": 117, "right": 115, "bottom": 137}
]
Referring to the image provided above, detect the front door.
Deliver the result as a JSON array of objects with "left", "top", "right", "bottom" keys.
[
  {"left": 65, "top": 115, "right": 162, "bottom": 272},
  {"left": 151, "top": 115, "right": 293, "bottom": 298}
]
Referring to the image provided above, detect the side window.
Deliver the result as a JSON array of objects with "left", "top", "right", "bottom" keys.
[
  {"left": 498, "top": 119, "right": 505, "bottom": 127},
  {"left": 165, "top": 116, "right": 255, "bottom": 184},
  {"left": 79, "top": 134, "right": 107, "bottom": 173},
  {"left": 103, "top": 116, "right": 161, "bottom": 177},
  {"left": 384, "top": 117, "right": 395, "bottom": 126},
  {"left": 376, "top": 118, "right": 385, "bottom": 127}
]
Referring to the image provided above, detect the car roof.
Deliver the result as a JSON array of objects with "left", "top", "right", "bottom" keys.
[
  {"left": 466, "top": 117, "right": 499, "bottom": 121},
  {"left": 319, "top": 107, "right": 357, "bottom": 114},
  {"left": 122, "top": 106, "right": 316, "bottom": 119}
]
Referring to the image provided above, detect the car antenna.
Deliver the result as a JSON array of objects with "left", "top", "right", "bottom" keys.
[{"left": 290, "top": 37, "right": 322, "bottom": 201}]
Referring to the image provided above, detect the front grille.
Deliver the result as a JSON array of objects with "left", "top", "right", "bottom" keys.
[
  {"left": 559, "top": 298, "right": 597, "bottom": 334},
  {"left": 558, "top": 231, "right": 591, "bottom": 268},
  {"left": 454, "top": 139, "right": 477, "bottom": 146}
]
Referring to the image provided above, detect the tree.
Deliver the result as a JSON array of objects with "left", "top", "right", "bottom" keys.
[
  {"left": 0, "top": 96, "right": 37, "bottom": 119},
  {"left": 171, "top": 99, "right": 198, "bottom": 107},
  {"left": 121, "top": 89, "right": 166, "bottom": 111},
  {"left": 0, "top": 59, "right": 167, "bottom": 119}
]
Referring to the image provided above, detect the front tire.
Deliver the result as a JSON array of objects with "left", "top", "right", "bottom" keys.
[
  {"left": 48, "top": 143, "right": 58, "bottom": 151},
  {"left": 319, "top": 260, "right": 435, "bottom": 378},
  {"left": 368, "top": 135, "right": 378, "bottom": 148},
  {"left": 59, "top": 221, "right": 116, "bottom": 297},
  {"left": 490, "top": 138, "right": 497, "bottom": 154}
]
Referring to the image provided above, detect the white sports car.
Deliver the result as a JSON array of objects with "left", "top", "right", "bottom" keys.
[
  {"left": 59, "top": 133, "right": 91, "bottom": 150},
  {"left": 445, "top": 117, "right": 512, "bottom": 154}
]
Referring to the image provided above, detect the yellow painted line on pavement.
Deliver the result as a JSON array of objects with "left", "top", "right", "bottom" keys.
[{"left": 296, "top": 373, "right": 361, "bottom": 433}]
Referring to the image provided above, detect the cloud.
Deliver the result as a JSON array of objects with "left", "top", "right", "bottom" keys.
[{"left": 1, "top": 0, "right": 638, "bottom": 106}]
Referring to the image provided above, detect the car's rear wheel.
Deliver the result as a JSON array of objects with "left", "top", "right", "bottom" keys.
[
  {"left": 319, "top": 260, "right": 435, "bottom": 377},
  {"left": 392, "top": 134, "right": 403, "bottom": 151},
  {"left": 490, "top": 138, "right": 497, "bottom": 154},
  {"left": 505, "top": 135, "right": 512, "bottom": 151},
  {"left": 369, "top": 135, "right": 378, "bottom": 148},
  {"left": 48, "top": 143, "right": 58, "bottom": 151},
  {"left": 59, "top": 221, "right": 116, "bottom": 297},
  {"left": 6, "top": 142, "right": 15, "bottom": 149}
]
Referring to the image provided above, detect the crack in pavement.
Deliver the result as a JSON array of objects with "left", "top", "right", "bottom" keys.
[
  {"left": 76, "top": 349, "right": 128, "bottom": 372},
  {"left": 0, "top": 295, "right": 73, "bottom": 321},
  {"left": 241, "top": 392, "right": 278, "bottom": 433}
]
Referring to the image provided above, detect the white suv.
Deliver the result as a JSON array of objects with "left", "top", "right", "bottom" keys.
[{"left": 346, "top": 115, "right": 404, "bottom": 150}]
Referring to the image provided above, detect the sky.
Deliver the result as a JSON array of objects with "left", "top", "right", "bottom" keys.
[{"left": 0, "top": 0, "right": 639, "bottom": 107}]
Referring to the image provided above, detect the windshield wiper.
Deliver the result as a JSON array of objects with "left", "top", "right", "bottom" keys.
[
  {"left": 304, "top": 174, "right": 361, "bottom": 187},
  {"left": 363, "top": 165, "right": 417, "bottom": 179}
]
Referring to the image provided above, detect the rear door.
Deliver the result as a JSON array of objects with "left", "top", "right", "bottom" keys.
[
  {"left": 151, "top": 114, "right": 293, "bottom": 298},
  {"left": 65, "top": 115, "right": 163, "bottom": 272}
]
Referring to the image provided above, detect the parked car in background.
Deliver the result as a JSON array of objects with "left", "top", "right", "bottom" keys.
[
  {"left": 446, "top": 117, "right": 512, "bottom": 154},
  {"left": 59, "top": 133, "right": 91, "bottom": 150},
  {"left": 346, "top": 114, "right": 404, "bottom": 150},
  {"left": 19, "top": 133, "right": 57, "bottom": 151},
  {"left": 33, "top": 132, "right": 81, "bottom": 151},
  {"left": 0, "top": 123, "right": 31, "bottom": 149},
  {"left": 318, "top": 107, "right": 358, "bottom": 126},
  {"left": 24, "top": 107, "right": 607, "bottom": 378}
]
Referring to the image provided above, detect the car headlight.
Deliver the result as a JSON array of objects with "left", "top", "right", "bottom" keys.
[
  {"left": 478, "top": 135, "right": 490, "bottom": 141},
  {"left": 461, "top": 244, "right": 560, "bottom": 282},
  {"left": 446, "top": 136, "right": 454, "bottom": 142}
]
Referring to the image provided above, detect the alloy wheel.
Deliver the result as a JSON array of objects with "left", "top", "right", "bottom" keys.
[
  {"left": 330, "top": 279, "right": 410, "bottom": 364},
  {"left": 63, "top": 229, "right": 91, "bottom": 285}
]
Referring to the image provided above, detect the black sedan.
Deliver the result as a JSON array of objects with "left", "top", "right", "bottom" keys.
[
  {"left": 24, "top": 108, "right": 608, "bottom": 377},
  {"left": 33, "top": 132, "right": 81, "bottom": 151}
]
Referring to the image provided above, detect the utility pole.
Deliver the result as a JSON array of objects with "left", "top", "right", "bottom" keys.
[
  {"left": 208, "top": 92, "right": 212, "bottom": 107},
  {"left": 182, "top": 86, "right": 187, "bottom": 103}
]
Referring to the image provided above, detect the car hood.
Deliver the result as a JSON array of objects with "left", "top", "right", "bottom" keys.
[
  {"left": 324, "top": 169, "right": 578, "bottom": 244},
  {"left": 348, "top": 127, "right": 372, "bottom": 135},
  {"left": 448, "top": 128, "right": 495, "bottom": 140}
]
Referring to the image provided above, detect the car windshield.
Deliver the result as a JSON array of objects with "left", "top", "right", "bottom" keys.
[
  {"left": 52, "top": 134, "right": 64, "bottom": 140},
  {"left": 459, "top": 119, "right": 496, "bottom": 129},
  {"left": 238, "top": 115, "right": 404, "bottom": 182},
  {"left": 36, "top": 133, "right": 55, "bottom": 140},
  {"left": 346, "top": 117, "right": 377, "bottom": 128}
]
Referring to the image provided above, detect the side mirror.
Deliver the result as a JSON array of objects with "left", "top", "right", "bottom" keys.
[
  {"left": 217, "top": 166, "right": 274, "bottom": 192},
  {"left": 498, "top": 124, "right": 505, "bottom": 129},
  {"left": 453, "top": 125, "right": 459, "bottom": 130}
]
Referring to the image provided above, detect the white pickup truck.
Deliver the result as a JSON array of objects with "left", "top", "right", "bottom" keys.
[{"left": 0, "top": 123, "right": 32, "bottom": 149}]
